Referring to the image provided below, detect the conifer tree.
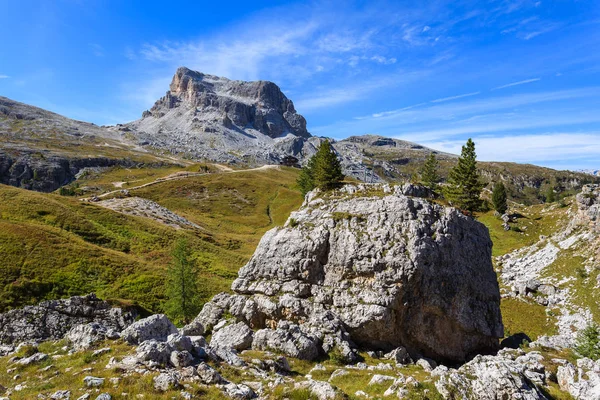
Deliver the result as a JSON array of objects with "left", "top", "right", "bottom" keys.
[
  {"left": 297, "top": 140, "right": 344, "bottom": 195},
  {"left": 444, "top": 138, "right": 484, "bottom": 213},
  {"left": 165, "top": 238, "right": 201, "bottom": 324},
  {"left": 297, "top": 154, "right": 316, "bottom": 195},
  {"left": 420, "top": 153, "right": 440, "bottom": 192},
  {"left": 492, "top": 181, "right": 508, "bottom": 214},
  {"left": 545, "top": 185, "right": 556, "bottom": 203}
]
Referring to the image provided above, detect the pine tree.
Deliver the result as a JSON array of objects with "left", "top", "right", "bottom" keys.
[
  {"left": 165, "top": 238, "right": 201, "bottom": 325},
  {"left": 313, "top": 140, "right": 344, "bottom": 190},
  {"left": 492, "top": 181, "right": 508, "bottom": 214},
  {"left": 420, "top": 153, "right": 440, "bottom": 192},
  {"left": 297, "top": 154, "right": 316, "bottom": 195},
  {"left": 443, "top": 138, "right": 484, "bottom": 213},
  {"left": 297, "top": 141, "right": 344, "bottom": 194},
  {"left": 545, "top": 185, "right": 556, "bottom": 203}
]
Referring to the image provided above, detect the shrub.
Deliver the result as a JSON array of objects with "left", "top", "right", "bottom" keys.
[{"left": 576, "top": 323, "right": 600, "bottom": 360}]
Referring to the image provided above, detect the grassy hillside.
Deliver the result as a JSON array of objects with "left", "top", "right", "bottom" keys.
[{"left": 0, "top": 166, "right": 303, "bottom": 313}]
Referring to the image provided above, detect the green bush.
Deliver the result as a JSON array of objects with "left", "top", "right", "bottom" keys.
[{"left": 576, "top": 323, "right": 600, "bottom": 360}]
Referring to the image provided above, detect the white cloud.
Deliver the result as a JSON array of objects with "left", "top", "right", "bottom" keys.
[
  {"left": 430, "top": 91, "right": 481, "bottom": 103},
  {"left": 0, "top": 75, "right": 9, "bottom": 79},
  {"left": 89, "top": 43, "right": 105, "bottom": 57},
  {"left": 492, "top": 78, "right": 540, "bottom": 90},
  {"left": 425, "top": 133, "right": 600, "bottom": 165}
]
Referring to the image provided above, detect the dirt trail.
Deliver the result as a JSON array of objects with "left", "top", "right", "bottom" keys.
[{"left": 86, "top": 164, "right": 280, "bottom": 200}]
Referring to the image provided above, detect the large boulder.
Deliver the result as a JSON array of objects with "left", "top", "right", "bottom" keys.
[
  {"left": 196, "top": 185, "right": 503, "bottom": 363},
  {"left": 121, "top": 314, "right": 177, "bottom": 344},
  {"left": 67, "top": 322, "right": 120, "bottom": 350},
  {"left": 210, "top": 322, "right": 253, "bottom": 351},
  {"left": 0, "top": 294, "right": 135, "bottom": 345}
]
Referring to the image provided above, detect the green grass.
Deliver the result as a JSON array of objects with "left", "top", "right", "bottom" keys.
[
  {"left": 0, "top": 339, "right": 228, "bottom": 399},
  {"left": 0, "top": 167, "right": 303, "bottom": 313},
  {"left": 501, "top": 297, "right": 558, "bottom": 341},
  {"left": 476, "top": 202, "right": 569, "bottom": 257}
]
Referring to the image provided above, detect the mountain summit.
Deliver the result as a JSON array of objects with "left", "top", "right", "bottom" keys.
[{"left": 128, "top": 67, "right": 312, "bottom": 163}]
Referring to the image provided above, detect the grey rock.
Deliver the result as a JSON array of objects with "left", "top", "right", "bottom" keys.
[
  {"left": 18, "top": 352, "right": 48, "bottom": 365},
  {"left": 210, "top": 322, "right": 253, "bottom": 351},
  {"left": 50, "top": 391, "right": 71, "bottom": 399},
  {"left": 206, "top": 345, "right": 245, "bottom": 367},
  {"left": 416, "top": 357, "right": 437, "bottom": 371},
  {"left": 0, "top": 294, "right": 134, "bottom": 345},
  {"left": 153, "top": 372, "right": 180, "bottom": 391},
  {"left": 368, "top": 374, "right": 395, "bottom": 385},
  {"left": 135, "top": 339, "right": 173, "bottom": 365},
  {"left": 166, "top": 333, "right": 193, "bottom": 353},
  {"left": 170, "top": 350, "right": 194, "bottom": 368},
  {"left": 95, "top": 395, "right": 111, "bottom": 400},
  {"left": 83, "top": 376, "right": 104, "bottom": 388},
  {"left": 435, "top": 354, "right": 548, "bottom": 399},
  {"left": 197, "top": 362, "right": 223, "bottom": 384},
  {"left": 76, "top": 394, "right": 91, "bottom": 400},
  {"left": 120, "top": 314, "right": 177, "bottom": 344},
  {"left": 384, "top": 347, "right": 412, "bottom": 365},
  {"left": 295, "top": 380, "right": 339, "bottom": 400},
  {"left": 67, "top": 322, "right": 117, "bottom": 351},
  {"left": 252, "top": 322, "right": 320, "bottom": 360},
  {"left": 557, "top": 358, "right": 600, "bottom": 399},
  {"left": 180, "top": 319, "right": 205, "bottom": 336},
  {"left": 221, "top": 382, "right": 256, "bottom": 399}
]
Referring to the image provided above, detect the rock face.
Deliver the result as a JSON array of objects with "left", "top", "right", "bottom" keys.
[
  {"left": 576, "top": 184, "right": 600, "bottom": 230},
  {"left": 193, "top": 184, "right": 504, "bottom": 363},
  {"left": 0, "top": 96, "right": 162, "bottom": 193},
  {"left": 128, "top": 66, "right": 312, "bottom": 164},
  {"left": 0, "top": 294, "right": 135, "bottom": 345}
]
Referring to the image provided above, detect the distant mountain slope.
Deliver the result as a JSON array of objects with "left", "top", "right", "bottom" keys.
[
  {"left": 0, "top": 96, "right": 171, "bottom": 192},
  {"left": 1, "top": 67, "right": 598, "bottom": 200}
]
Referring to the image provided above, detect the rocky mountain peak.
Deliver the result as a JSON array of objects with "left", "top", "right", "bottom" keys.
[{"left": 137, "top": 66, "right": 309, "bottom": 141}]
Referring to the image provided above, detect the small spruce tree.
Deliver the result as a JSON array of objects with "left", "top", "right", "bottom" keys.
[
  {"left": 545, "top": 185, "right": 556, "bottom": 203},
  {"left": 297, "top": 154, "right": 316, "bottom": 195},
  {"left": 165, "top": 238, "right": 201, "bottom": 325},
  {"left": 492, "top": 181, "right": 508, "bottom": 214},
  {"left": 576, "top": 323, "right": 600, "bottom": 360},
  {"left": 297, "top": 141, "right": 344, "bottom": 195},
  {"left": 420, "top": 153, "right": 440, "bottom": 192},
  {"left": 313, "top": 140, "right": 344, "bottom": 190},
  {"left": 443, "top": 138, "right": 484, "bottom": 213}
]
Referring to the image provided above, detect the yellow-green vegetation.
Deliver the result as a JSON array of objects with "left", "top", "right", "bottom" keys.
[
  {"left": 476, "top": 201, "right": 576, "bottom": 342},
  {"left": 477, "top": 202, "right": 570, "bottom": 257},
  {"left": 0, "top": 340, "right": 228, "bottom": 399},
  {"left": 0, "top": 167, "right": 303, "bottom": 313},
  {"left": 543, "top": 248, "right": 600, "bottom": 320},
  {"left": 65, "top": 163, "right": 217, "bottom": 196},
  {"left": 500, "top": 297, "right": 558, "bottom": 341}
]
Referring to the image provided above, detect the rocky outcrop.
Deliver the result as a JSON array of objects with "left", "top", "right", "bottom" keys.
[
  {"left": 0, "top": 149, "right": 137, "bottom": 192},
  {"left": 435, "top": 348, "right": 549, "bottom": 399},
  {"left": 0, "top": 294, "right": 135, "bottom": 345},
  {"left": 576, "top": 184, "right": 600, "bottom": 230},
  {"left": 557, "top": 357, "right": 600, "bottom": 399},
  {"left": 191, "top": 184, "right": 504, "bottom": 363}
]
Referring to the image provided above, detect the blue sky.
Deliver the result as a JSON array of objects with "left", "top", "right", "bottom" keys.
[{"left": 1, "top": 0, "right": 599, "bottom": 170}]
